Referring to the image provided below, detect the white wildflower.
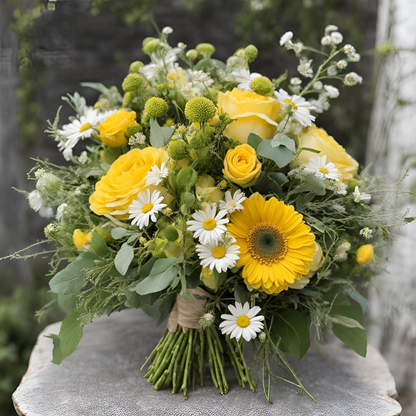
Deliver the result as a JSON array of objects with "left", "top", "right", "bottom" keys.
[
  {"left": 129, "top": 132, "right": 146, "bottom": 146},
  {"left": 290, "top": 77, "right": 302, "bottom": 86},
  {"left": 34, "top": 168, "right": 45, "bottom": 178},
  {"left": 327, "top": 65, "right": 338, "bottom": 76},
  {"left": 293, "top": 42, "right": 304, "bottom": 54},
  {"left": 343, "top": 44, "right": 356, "bottom": 55},
  {"left": 297, "top": 59, "right": 313, "bottom": 78},
  {"left": 353, "top": 186, "right": 371, "bottom": 203},
  {"left": 325, "top": 24, "right": 338, "bottom": 33},
  {"left": 330, "top": 31, "right": 343, "bottom": 45},
  {"left": 324, "top": 85, "right": 340, "bottom": 98},
  {"left": 78, "top": 151, "right": 88, "bottom": 164},
  {"left": 28, "top": 190, "right": 43, "bottom": 212},
  {"left": 360, "top": 227, "right": 373, "bottom": 239},
  {"left": 313, "top": 81, "right": 323, "bottom": 90},
  {"left": 56, "top": 203, "right": 68, "bottom": 220},
  {"left": 162, "top": 26, "right": 173, "bottom": 35},
  {"left": 321, "top": 35, "right": 332, "bottom": 46},
  {"left": 280, "top": 31, "right": 293, "bottom": 46},
  {"left": 336, "top": 60, "right": 348, "bottom": 69},
  {"left": 344, "top": 72, "right": 363, "bottom": 86},
  {"left": 349, "top": 52, "right": 361, "bottom": 62}
]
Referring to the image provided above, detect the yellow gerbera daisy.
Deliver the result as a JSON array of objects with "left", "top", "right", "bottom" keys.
[{"left": 227, "top": 193, "right": 316, "bottom": 294}]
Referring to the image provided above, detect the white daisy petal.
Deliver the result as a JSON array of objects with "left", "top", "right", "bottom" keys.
[{"left": 128, "top": 189, "right": 167, "bottom": 229}]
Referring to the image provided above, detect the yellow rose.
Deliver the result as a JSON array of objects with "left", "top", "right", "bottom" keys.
[
  {"left": 200, "top": 267, "right": 226, "bottom": 290},
  {"left": 223, "top": 144, "right": 262, "bottom": 185},
  {"left": 217, "top": 88, "right": 281, "bottom": 144},
  {"left": 98, "top": 109, "right": 137, "bottom": 148},
  {"left": 356, "top": 244, "right": 374, "bottom": 265},
  {"left": 89, "top": 147, "right": 168, "bottom": 219},
  {"left": 295, "top": 125, "right": 359, "bottom": 183},
  {"left": 73, "top": 229, "right": 91, "bottom": 250},
  {"left": 196, "top": 175, "right": 224, "bottom": 203}
]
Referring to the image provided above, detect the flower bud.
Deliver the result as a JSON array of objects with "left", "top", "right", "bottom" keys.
[
  {"left": 250, "top": 76, "right": 273, "bottom": 96},
  {"left": 122, "top": 73, "right": 146, "bottom": 92},
  {"left": 129, "top": 61, "right": 144, "bottom": 73},
  {"left": 185, "top": 97, "right": 217, "bottom": 123},
  {"left": 144, "top": 97, "right": 169, "bottom": 118},
  {"left": 167, "top": 140, "right": 189, "bottom": 161},
  {"left": 196, "top": 43, "right": 215, "bottom": 58},
  {"left": 245, "top": 44, "right": 258, "bottom": 63},
  {"left": 36, "top": 173, "right": 61, "bottom": 199},
  {"left": 186, "top": 49, "right": 198, "bottom": 60}
]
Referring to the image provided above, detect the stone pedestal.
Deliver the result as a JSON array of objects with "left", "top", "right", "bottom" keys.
[{"left": 12, "top": 309, "right": 401, "bottom": 416}]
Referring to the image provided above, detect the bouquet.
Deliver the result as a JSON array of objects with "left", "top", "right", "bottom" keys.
[{"left": 5, "top": 24, "right": 412, "bottom": 402}]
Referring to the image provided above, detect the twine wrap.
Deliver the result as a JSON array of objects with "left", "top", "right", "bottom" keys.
[{"left": 166, "top": 287, "right": 210, "bottom": 333}]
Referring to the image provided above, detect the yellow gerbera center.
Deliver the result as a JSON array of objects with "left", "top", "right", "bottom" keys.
[
  {"left": 236, "top": 315, "right": 250, "bottom": 328},
  {"left": 79, "top": 122, "right": 91, "bottom": 133},
  {"left": 284, "top": 98, "right": 298, "bottom": 110},
  {"left": 203, "top": 218, "right": 216, "bottom": 230},
  {"left": 142, "top": 203, "right": 154, "bottom": 213},
  {"left": 319, "top": 167, "right": 329, "bottom": 174},
  {"left": 247, "top": 222, "right": 288, "bottom": 266},
  {"left": 227, "top": 201, "right": 237, "bottom": 208},
  {"left": 212, "top": 246, "right": 226, "bottom": 259}
]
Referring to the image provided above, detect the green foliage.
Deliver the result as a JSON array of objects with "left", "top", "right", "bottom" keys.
[
  {"left": 150, "top": 118, "right": 174, "bottom": 148},
  {"left": 270, "top": 309, "right": 310, "bottom": 360},
  {"left": 257, "top": 138, "right": 294, "bottom": 168},
  {"left": 114, "top": 243, "right": 134, "bottom": 276}
]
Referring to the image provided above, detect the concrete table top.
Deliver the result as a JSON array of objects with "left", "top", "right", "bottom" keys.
[{"left": 12, "top": 309, "right": 402, "bottom": 416}]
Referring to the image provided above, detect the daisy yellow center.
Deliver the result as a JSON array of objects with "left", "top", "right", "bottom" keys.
[
  {"left": 157, "top": 172, "right": 162, "bottom": 176},
  {"left": 284, "top": 98, "right": 298, "bottom": 110},
  {"left": 212, "top": 246, "right": 226, "bottom": 259},
  {"left": 247, "top": 222, "right": 288, "bottom": 266},
  {"left": 79, "top": 122, "right": 91, "bottom": 133},
  {"left": 236, "top": 315, "right": 250, "bottom": 328},
  {"left": 203, "top": 218, "right": 216, "bottom": 230},
  {"left": 227, "top": 201, "right": 237, "bottom": 208},
  {"left": 142, "top": 203, "right": 154, "bottom": 213},
  {"left": 319, "top": 167, "right": 329, "bottom": 174}
]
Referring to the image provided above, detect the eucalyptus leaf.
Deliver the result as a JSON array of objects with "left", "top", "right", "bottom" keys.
[
  {"left": 150, "top": 118, "right": 174, "bottom": 148},
  {"left": 257, "top": 139, "right": 293, "bottom": 168},
  {"left": 80, "top": 82, "right": 109, "bottom": 95},
  {"left": 111, "top": 228, "right": 130, "bottom": 240},
  {"left": 247, "top": 133, "right": 263, "bottom": 151},
  {"left": 330, "top": 315, "right": 365, "bottom": 330},
  {"left": 57, "top": 293, "right": 77, "bottom": 313},
  {"left": 290, "top": 174, "right": 326, "bottom": 196},
  {"left": 91, "top": 231, "right": 109, "bottom": 257},
  {"left": 271, "top": 133, "right": 296, "bottom": 153},
  {"left": 142, "top": 296, "right": 176, "bottom": 327},
  {"left": 347, "top": 290, "right": 368, "bottom": 314},
  {"left": 114, "top": 243, "right": 134, "bottom": 276},
  {"left": 136, "top": 264, "right": 180, "bottom": 295},
  {"left": 234, "top": 283, "right": 249, "bottom": 304},
  {"left": 49, "top": 252, "right": 101, "bottom": 294}
]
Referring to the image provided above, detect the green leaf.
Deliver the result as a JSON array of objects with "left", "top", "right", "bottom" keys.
[
  {"left": 330, "top": 305, "right": 367, "bottom": 357},
  {"left": 46, "top": 310, "right": 85, "bottom": 365},
  {"left": 111, "top": 228, "right": 130, "bottom": 240},
  {"left": 57, "top": 293, "right": 77, "bottom": 313},
  {"left": 307, "top": 217, "right": 325, "bottom": 233},
  {"left": 114, "top": 243, "right": 134, "bottom": 276},
  {"left": 91, "top": 231, "right": 109, "bottom": 257},
  {"left": 138, "top": 256, "right": 158, "bottom": 278},
  {"left": 195, "top": 58, "right": 226, "bottom": 72},
  {"left": 80, "top": 82, "right": 109, "bottom": 95},
  {"left": 136, "top": 258, "right": 180, "bottom": 295},
  {"left": 186, "top": 266, "right": 202, "bottom": 289},
  {"left": 150, "top": 117, "right": 174, "bottom": 148},
  {"left": 142, "top": 296, "right": 176, "bottom": 327},
  {"left": 75, "top": 166, "right": 106, "bottom": 178},
  {"left": 125, "top": 282, "right": 160, "bottom": 308},
  {"left": 234, "top": 283, "right": 249, "bottom": 304},
  {"left": 103, "top": 147, "right": 123, "bottom": 164},
  {"left": 291, "top": 175, "right": 326, "bottom": 196},
  {"left": 257, "top": 139, "right": 293, "bottom": 168},
  {"left": 270, "top": 309, "right": 310, "bottom": 360},
  {"left": 247, "top": 133, "right": 263, "bottom": 151},
  {"left": 271, "top": 133, "right": 296, "bottom": 153},
  {"left": 269, "top": 172, "right": 289, "bottom": 186},
  {"left": 330, "top": 315, "right": 364, "bottom": 330},
  {"left": 49, "top": 252, "right": 100, "bottom": 294},
  {"left": 347, "top": 290, "right": 367, "bottom": 314}
]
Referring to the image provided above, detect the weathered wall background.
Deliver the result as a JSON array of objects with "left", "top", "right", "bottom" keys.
[{"left": 5, "top": 0, "right": 416, "bottom": 414}]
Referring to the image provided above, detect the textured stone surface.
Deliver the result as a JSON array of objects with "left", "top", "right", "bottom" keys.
[{"left": 13, "top": 309, "right": 401, "bottom": 416}]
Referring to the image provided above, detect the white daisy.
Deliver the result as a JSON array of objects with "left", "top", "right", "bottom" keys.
[
  {"left": 187, "top": 205, "right": 228, "bottom": 245},
  {"left": 324, "top": 85, "right": 340, "bottom": 98},
  {"left": 145, "top": 163, "right": 169, "bottom": 186},
  {"left": 219, "top": 190, "right": 246, "bottom": 214},
  {"left": 359, "top": 227, "right": 373, "bottom": 239},
  {"left": 226, "top": 68, "right": 262, "bottom": 91},
  {"left": 274, "top": 89, "right": 316, "bottom": 127},
  {"left": 28, "top": 190, "right": 43, "bottom": 212},
  {"left": 196, "top": 240, "right": 240, "bottom": 273},
  {"left": 129, "top": 189, "right": 167, "bottom": 229},
  {"left": 304, "top": 155, "right": 341, "bottom": 181},
  {"left": 297, "top": 59, "right": 313, "bottom": 78},
  {"left": 279, "top": 31, "right": 293, "bottom": 46},
  {"left": 219, "top": 302, "right": 264, "bottom": 342},
  {"left": 56, "top": 203, "right": 68, "bottom": 220},
  {"left": 352, "top": 186, "right": 371, "bottom": 203},
  {"left": 58, "top": 107, "right": 112, "bottom": 161}
]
